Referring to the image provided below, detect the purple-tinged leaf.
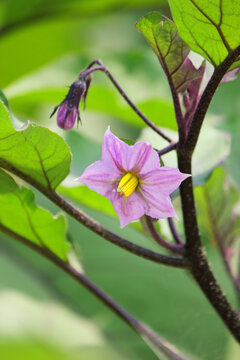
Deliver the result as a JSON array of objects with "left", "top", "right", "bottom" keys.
[
  {"left": 136, "top": 12, "right": 207, "bottom": 130},
  {"left": 136, "top": 13, "right": 194, "bottom": 92},
  {"left": 136, "top": 11, "right": 239, "bottom": 132}
]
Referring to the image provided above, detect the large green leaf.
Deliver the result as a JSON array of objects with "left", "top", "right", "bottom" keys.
[
  {"left": 0, "top": 169, "right": 69, "bottom": 260},
  {"left": 195, "top": 167, "right": 240, "bottom": 251},
  {"left": 0, "top": 101, "right": 71, "bottom": 190},
  {"left": 168, "top": 0, "right": 240, "bottom": 67}
]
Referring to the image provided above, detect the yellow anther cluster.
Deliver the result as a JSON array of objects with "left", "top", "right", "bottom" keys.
[{"left": 117, "top": 172, "right": 139, "bottom": 197}]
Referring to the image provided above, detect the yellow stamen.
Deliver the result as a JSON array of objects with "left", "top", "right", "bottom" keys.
[{"left": 117, "top": 172, "right": 139, "bottom": 197}]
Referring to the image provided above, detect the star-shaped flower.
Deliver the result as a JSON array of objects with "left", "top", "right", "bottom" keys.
[{"left": 77, "top": 128, "right": 190, "bottom": 227}]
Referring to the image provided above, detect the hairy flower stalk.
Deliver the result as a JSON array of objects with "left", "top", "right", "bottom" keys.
[{"left": 77, "top": 128, "right": 190, "bottom": 227}]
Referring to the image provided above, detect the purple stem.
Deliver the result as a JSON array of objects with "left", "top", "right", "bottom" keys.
[
  {"left": 176, "top": 46, "right": 240, "bottom": 343},
  {"left": 145, "top": 216, "right": 185, "bottom": 255},
  {"left": 168, "top": 218, "right": 184, "bottom": 245},
  {"left": 158, "top": 142, "right": 178, "bottom": 157}
]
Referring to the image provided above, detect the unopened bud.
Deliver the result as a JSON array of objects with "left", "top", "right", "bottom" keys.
[{"left": 50, "top": 79, "right": 86, "bottom": 130}]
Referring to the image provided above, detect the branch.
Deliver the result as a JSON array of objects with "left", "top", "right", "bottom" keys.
[
  {"left": 81, "top": 62, "right": 173, "bottom": 143},
  {"left": 0, "top": 225, "right": 190, "bottom": 360},
  {"left": 145, "top": 216, "right": 185, "bottom": 255},
  {"left": 0, "top": 159, "right": 188, "bottom": 268},
  {"left": 176, "top": 47, "right": 240, "bottom": 341},
  {"left": 158, "top": 142, "right": 178, "bottom": 157}
]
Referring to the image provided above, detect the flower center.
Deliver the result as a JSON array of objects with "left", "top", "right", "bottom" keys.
[{"left": 117, "top": 172, "right": 139, "bottom": 197}]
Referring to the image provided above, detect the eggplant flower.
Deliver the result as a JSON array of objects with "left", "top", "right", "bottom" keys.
[{"left": 77, "top": 128, "right": 190, "bottom": 228}]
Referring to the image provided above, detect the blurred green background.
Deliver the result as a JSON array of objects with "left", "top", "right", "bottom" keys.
[{"left": 0, "top": 0, "right": 240, "bottom": 359}]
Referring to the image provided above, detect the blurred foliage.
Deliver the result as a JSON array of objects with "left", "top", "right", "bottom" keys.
[
  {"left": 0, "top": 0, "right": 240, "bottom": 360},
  {"left": 195, "top": 168, "right": 240, "bottom": 251}
]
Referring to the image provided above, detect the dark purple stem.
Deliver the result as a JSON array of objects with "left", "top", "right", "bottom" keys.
[
  {"left": 177, "top": 155, "right": 240, "bottom": 341},
  {"left": 168, "top": 218, "right": 184, "bottom": 245},
  {"left": 145, "top": 216, "right": 185, "bottom": 255},
  {"left": 158, "top": 142, "right": 178, "bottom": 157},
  {"left": 81, "top": 62, "right": 173, "bottom": 143},
  {"left": 176, "top": 46, "right": 240, "bottom": 342}
]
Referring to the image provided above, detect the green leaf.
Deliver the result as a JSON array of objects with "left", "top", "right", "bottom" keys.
[
  {"left": 0, "top": 101, "right": 71, "bottom": 190},
  {"left": 136, "top": 12, "right": 203, "bottom": 93},
  {"left": 168, "top": 0, "right": 240, "bottom": 67},
  {"left": 0, "top": 169, "right": 69, "bottom": 260},
  {"left": 195, "top": 167, "right": 240, "bottom": 257}
]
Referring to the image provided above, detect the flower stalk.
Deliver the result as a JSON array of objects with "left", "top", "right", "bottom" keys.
[
  {"left": 145, "top": 216, "right": 185, "bottom": 255},
  {"left": 80, "top": 60, "right": 174, "bottom": 142}
]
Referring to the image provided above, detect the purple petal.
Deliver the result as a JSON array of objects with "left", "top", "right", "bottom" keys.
[
  {"left": 77, "top": 160, "right": 121, "bottom": 197},
  {"left": 138, "top": 167, "right": 190, "bottom": 219},
  {"left": 102, "top": 128, "right": 160, "bottom": 175},
  {"left": 101, "top": 127, "right": 130, "bottom": 172},
  {"left": 110, "top": 190, "right": 146, "bottom": 228},
  {"left": 141, "top": 167, "right": 190, "bottom": 195},
  {"left": 57, "top": 103, "right": 77, "bottom": 130},
  {"left": 140, "top": 186, "right": 177, "bottom": 219},
  {"left": 127, "top": 142, "right": 160, "bottom": 175}
]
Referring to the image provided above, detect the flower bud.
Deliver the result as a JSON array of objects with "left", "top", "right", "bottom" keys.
[
  {"left": 57, "top": 102, "right": 78, "bottom": 130},
  {"left": 50, "top": 79, "right": 86, "bottom": 130}
]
